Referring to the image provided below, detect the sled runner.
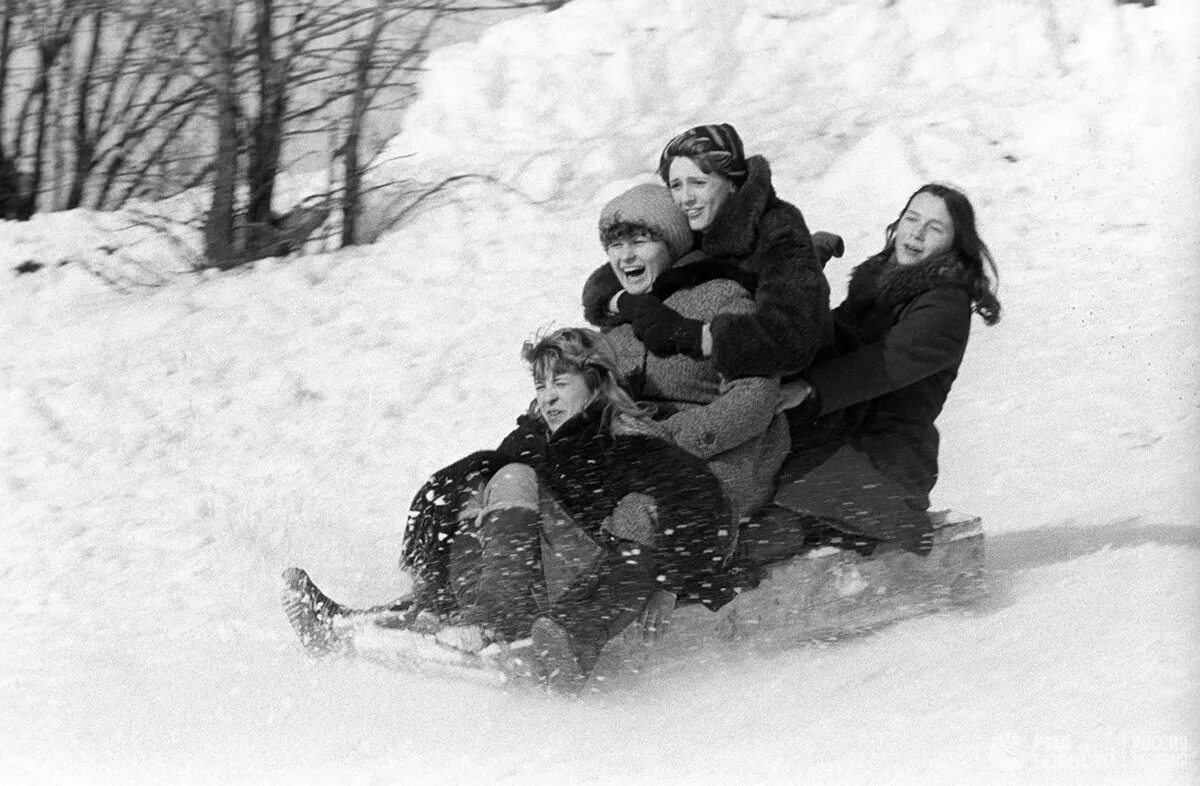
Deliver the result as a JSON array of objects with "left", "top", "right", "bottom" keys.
[{"left": 281, "top": 510, "right": 983, "bottom": 691}]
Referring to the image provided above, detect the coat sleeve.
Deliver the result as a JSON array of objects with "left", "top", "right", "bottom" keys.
[
  {"left": 661, "top": 374, "right": 780, "bottom": 460},
  {"left": 707, "top": 204, "right": 831, "bottom": 379},
  {"left": 661, "top": 280, "right": 781, "bottom": 459},
  {"left": 580, "top": 263, "right": 627, "bottom": 329},
  {"left": 806, "top": 286, "right": 971, "bottom": 415}
]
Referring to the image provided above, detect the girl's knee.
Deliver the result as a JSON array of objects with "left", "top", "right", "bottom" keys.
[{"left": 482, "top": 463, "right": 539, "bottom": 510}]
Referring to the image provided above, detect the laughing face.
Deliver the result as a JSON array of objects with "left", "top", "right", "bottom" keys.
[
  {"left": 667, "top": 156, "right": 736, "bottom": 231},
  {"left": 606, "top": 231, "right": 674, "bottom": 295},
  {"left": 893, "top": 192, "right": 955, "bottom": 266}
]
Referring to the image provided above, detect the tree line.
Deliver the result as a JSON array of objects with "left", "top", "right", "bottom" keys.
[{"left": 0, "top": 0, "right": 570, "bottom": 268}]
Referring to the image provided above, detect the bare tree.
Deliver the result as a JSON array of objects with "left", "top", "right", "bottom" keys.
[
  {"left": 1, "top": 0, "right": 574, "bottom": 264},
  {"left": 1, "top": 0, "right": 212, "bottom": 217},
  {"left": 199, "top": 0, "right": 242, "bottom": 266},
  {"left": 333, "top": 0, "right": 443, "bottom": 246},
  {"left": 1, "top": 0, "right": 85, "bottom": 217},
  {"left": 0, "top": 0, "right": 21, "bottom": 216}
]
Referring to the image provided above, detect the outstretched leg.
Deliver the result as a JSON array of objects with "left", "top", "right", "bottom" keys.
[{"left": 281, "top": 568, "right": 430, "bottom": 655}]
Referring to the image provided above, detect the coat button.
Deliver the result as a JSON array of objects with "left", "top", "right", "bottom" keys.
[{"left": 702, "top": 432, "right": 717, "bottom": 446}]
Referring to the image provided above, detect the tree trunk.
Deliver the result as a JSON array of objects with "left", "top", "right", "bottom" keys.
[
  {"left": 0, "top": 0, "right": 15, "bottom": 218},
  {"left": 341, "top": 3, "right": 389, "bottom": 247},
  {"left": 27, "top": 40, "right": 59, "bottom": 217},
  {"left": 245, "top": 0, "right": 286, "bottom": 259},
  {"left": 204, "top": 5, "right": 241, "bottom": 269},
  {"left": 67, "top": 10, "right": 105, "bottom": 209}
]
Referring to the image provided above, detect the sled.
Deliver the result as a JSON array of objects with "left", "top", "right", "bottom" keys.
[
  {"left": 589, "top": 509, "right": 984, "bottom": 680},
  {"left": 283, "top": 510, "right": 984, "bottom": 690}
]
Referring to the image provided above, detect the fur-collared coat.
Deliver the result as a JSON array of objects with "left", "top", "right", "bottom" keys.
[
  {"left": 582, "top": 155, "right": 831, "bottom": 379},
  {"left": 605, "top": 256, "right": 789, "bottom": 523},
  {"left": 799, "top": 252, "right": 975, "bottom": 505}
]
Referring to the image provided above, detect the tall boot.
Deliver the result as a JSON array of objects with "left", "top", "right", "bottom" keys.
[{"left": 456, "top": 504, "right": 545, "bottom": 641}]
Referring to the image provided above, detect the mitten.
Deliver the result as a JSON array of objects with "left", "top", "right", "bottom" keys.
[
  {"left": 812, "top": 231, "right": 845, "bottom": 267},
  {"left": 619, "top": 293, "right": 703, "bottom": 359},
  {"left": 601, "top": 492, "right": 658, "bottom": 545}
]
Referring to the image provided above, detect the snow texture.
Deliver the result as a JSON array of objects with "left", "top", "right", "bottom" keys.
[{"left": 1, "top": 0, "right": 1198, "bottom": 782}]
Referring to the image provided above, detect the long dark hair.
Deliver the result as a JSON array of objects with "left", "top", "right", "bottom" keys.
[{"left": 884, "top": 183, "right": 1001, "bottom": 326}]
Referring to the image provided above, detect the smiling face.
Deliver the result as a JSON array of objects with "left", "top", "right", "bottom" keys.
[
  {"left": 667, "top": 156, "right": 736, "bottom": 231},
  {"left": 534, "top": 369, "right": 594, "bottom": 434},
  {"left": 893, "top": 192, "right": 955, "bottom": 266},
  {"left": 605, "top": 230, "right": 674, "bottom": 295}
]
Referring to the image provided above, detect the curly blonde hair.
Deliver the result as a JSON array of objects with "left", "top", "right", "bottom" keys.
[{"left": 521, "top": 326, "right": 655, "bottom": 434}]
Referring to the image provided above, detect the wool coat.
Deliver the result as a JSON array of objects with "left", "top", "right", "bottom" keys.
[
  {"left": 604, "top": 257, "right": 789, "bottom": 523},
  {"left": 582, "top": 155, "right": 831, "bottom": 379},
  {"left": 788, "top": 252, "right": 975, "bottom": 510}
]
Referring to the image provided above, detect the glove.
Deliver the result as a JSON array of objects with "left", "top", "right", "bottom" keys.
[
  {"left": 618, "top": 293, "right": 704, "bottom": 359},
  {"left": 812, "top": 231, "right": 844, "bottom": 267}
]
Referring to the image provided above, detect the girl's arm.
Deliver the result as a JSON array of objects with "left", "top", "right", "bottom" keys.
[
  {"left": 806, "top": 286, "right": 971, "bottom": 415},
  {"left": 658, "top": 277, "right": 782, "bottom": 458},
  {"left": 580, "top": 263, "right": 628, "bottom": 329},
  {"left": 707, "top": 204, "right": 831, "bottom": 378},
  {"left": 661, "top": 374, "right": 780, "bottom": 460}
]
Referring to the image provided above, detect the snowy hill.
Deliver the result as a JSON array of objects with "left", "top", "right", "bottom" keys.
[{"left": 1, "top": 0, "right": 1197, "bottom": 783}]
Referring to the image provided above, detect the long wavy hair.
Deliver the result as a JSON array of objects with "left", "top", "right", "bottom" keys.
[
  {"left": 521, "top": 327, "right": 655, "bottom": 434},
  {"left": 883, "top": 183, "right": 1002, "bottom": 326}
]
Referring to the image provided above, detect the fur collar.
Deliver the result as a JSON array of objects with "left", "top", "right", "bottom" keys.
[
  {"left": 699, "top": 155, "right": 775, "bottom": 259},
  {"left": 845, "top": 252, "right": 971, "bottom": 312},
  {"left": 651, "top": 254, "right": 758, "bottom": 301}
]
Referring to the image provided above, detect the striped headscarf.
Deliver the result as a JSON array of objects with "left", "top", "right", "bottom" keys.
[{"left": 657, "top": 123, "right": 748, "bottom": 186}]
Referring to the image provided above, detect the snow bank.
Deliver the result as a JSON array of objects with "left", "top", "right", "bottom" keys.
[
  {"left": 1, "top": 0, "right": 1197, "bottom": 783},
  {"left": 375, "top": 0, "right": 1197, "bottom": 205}
]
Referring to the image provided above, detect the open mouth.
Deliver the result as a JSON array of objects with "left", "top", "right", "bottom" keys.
[{"left": 621, "top": 265, "right": 647, "bottom": 280}]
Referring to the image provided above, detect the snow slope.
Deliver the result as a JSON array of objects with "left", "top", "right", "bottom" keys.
[{"left": 1, "top": 0, "right": 1197, "bottom": 783}]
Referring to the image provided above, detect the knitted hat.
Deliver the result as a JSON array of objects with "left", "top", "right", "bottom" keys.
[
  {"left": 657, "top": 123, "right": 748, "bottom": 186},
  {"left": 598, "top": 183, "right": 693, "bottom": 261}
]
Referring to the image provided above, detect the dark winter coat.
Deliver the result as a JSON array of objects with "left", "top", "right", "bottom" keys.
[
  {"left": 400, "top": 405, "right": 736, "bottom": 613},
  {"left": 605, "top": 257, "right": 789, "bottom": 522},
  {"left": 582, "top": 155, "right": 831, "bottom": 379},
  {"left": 797, "top": 252, "right": 975, "bottom": 507},
  {"left": 496, "top": 404, "right": 736, "bottom": 606}
]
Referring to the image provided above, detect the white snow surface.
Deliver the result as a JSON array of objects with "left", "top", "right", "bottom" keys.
[{"left": 2, "top": 0, "right": 1198, "bottom": 782}]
